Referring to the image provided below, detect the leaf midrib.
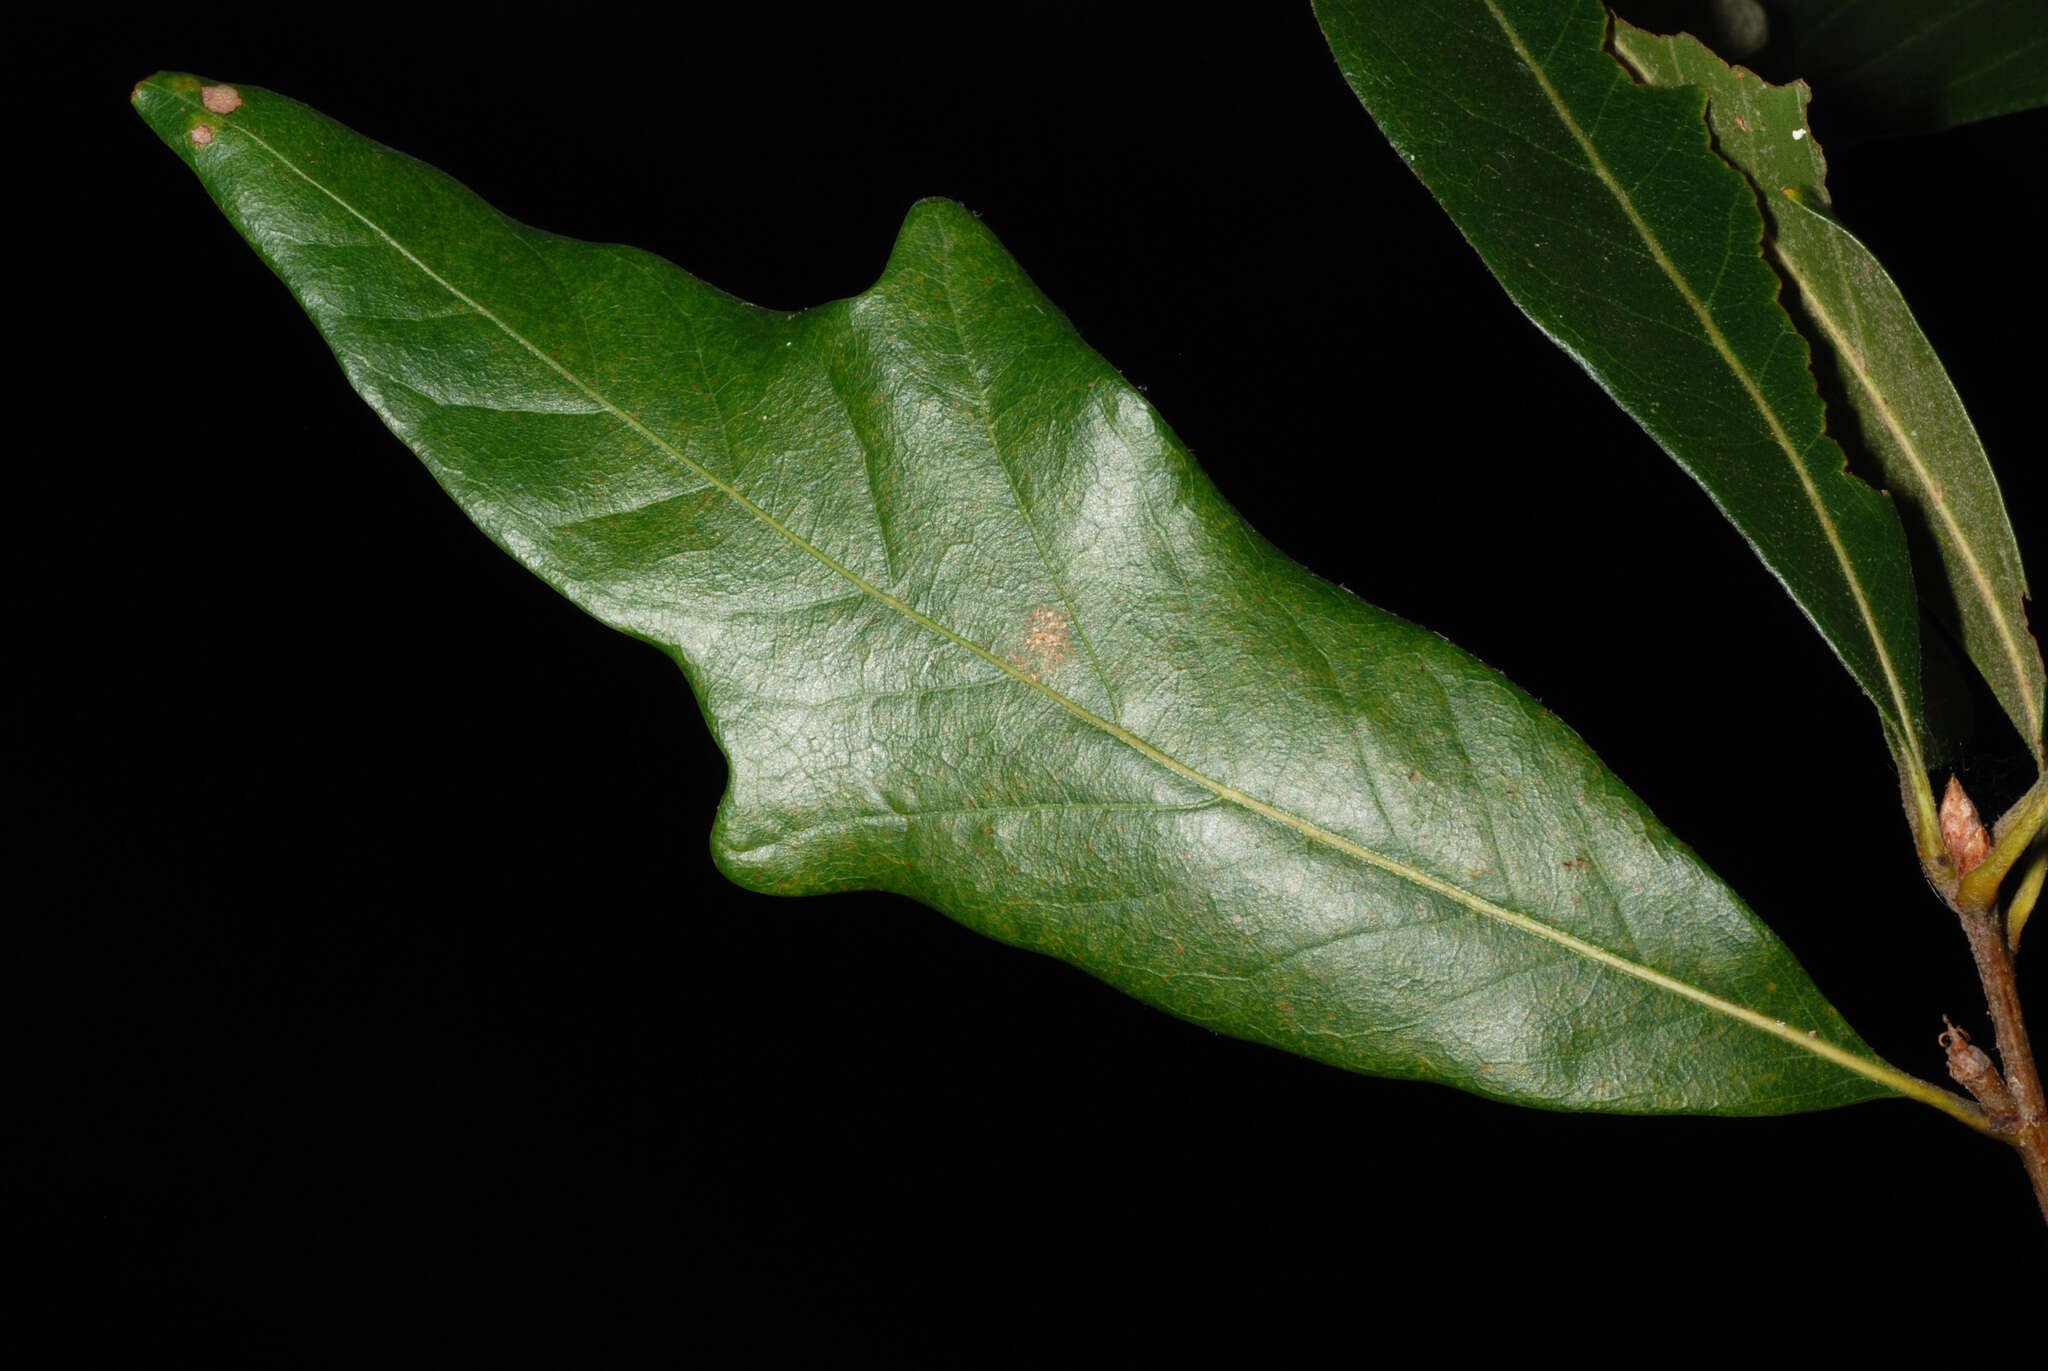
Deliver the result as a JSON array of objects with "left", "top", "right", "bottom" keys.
[
  {"left": 932, "top": 226, "right": 1124, "bottom": 723},
  {"left": 1772, "top": 201, "right": 2043, "bottom": 752},
  {"left": 1469, "top": 4, "right": 1931, "bottom": 790},
  {"left": 152, "top": 78, "right": 1978, "bottom": 1124}
]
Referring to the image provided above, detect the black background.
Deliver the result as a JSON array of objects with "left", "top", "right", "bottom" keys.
[{"left": 15, "top": 2, "right": 2046, "bottom": 1360}]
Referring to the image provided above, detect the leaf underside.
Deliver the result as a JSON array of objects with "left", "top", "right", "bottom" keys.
[
  {"left": 1315, "top": 0, "right": 1935, "bottom": 825},
  {"left": 135, "top": 70, "right": 1898, "bottom": 1115},
  {"left": 1610, "top": 20, "right": 2044, "bottom": 764}
]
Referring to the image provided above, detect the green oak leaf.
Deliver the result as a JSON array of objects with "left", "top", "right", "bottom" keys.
[
  {"left": 1314, "top": 0, "right": 1942, "bottom": 854},
  {"left": 133, "top": 70, "right": 1954, "bottom": 1117},
  {"left": 1611, "top": 19, "right": 2044, "bottom": 765},
  {"left": 1611, "top": 2, "right": 2048, "bottom": 134}
]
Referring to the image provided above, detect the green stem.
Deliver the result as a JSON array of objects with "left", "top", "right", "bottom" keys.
[
  {"left": 2009, "top": 851, "right": 2045, "bottom": 952},
  {"left": 1960, "top": 776, "right": 2048, "bottom": 913}
]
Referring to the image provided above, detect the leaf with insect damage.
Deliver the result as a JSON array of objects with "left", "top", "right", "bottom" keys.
[
  {"left": 1609, "top": 17, "right": 2044, "bottom": 766},
  {"left": 1316, "top": 0, "right": 1945, "bottom": 852}
]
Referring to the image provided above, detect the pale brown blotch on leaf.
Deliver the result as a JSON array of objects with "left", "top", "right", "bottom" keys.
[{"left": 1007, "top": 606, "right": 1075, "bottom": 683}]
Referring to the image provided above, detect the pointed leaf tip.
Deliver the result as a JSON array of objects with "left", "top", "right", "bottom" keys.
[{"left": 134, "top": 64, "right": 1927, "bottom": 1119}]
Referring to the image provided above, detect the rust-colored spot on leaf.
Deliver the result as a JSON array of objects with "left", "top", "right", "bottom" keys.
[
  {"left": 201, "top": 84, "right": 243, "bottom": 114},
  {"left": 1939, "top": 775, "right": 1990, "bottom": 875},
  {"left": 189, "top": 124, "right": 216, "bottom": 147},
  {"left": 1007, "top": 605, "right": 1074, "bottom": 682}
]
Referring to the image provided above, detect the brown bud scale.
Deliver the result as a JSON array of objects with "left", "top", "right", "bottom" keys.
[{"left": 1939, "top": 776, "right": 1991, "bottom": 875}]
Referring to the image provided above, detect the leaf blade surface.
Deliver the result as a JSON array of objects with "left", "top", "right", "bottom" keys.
[
  {"left": 134, "top": 71, "right": 1932, "bottom": 1116},
  {"left": 1611, "top": 20, "right": 2045, "bottom": 762},
  {"left": 1315, "top": 0, "right": 1939, "bottom": 840}
]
